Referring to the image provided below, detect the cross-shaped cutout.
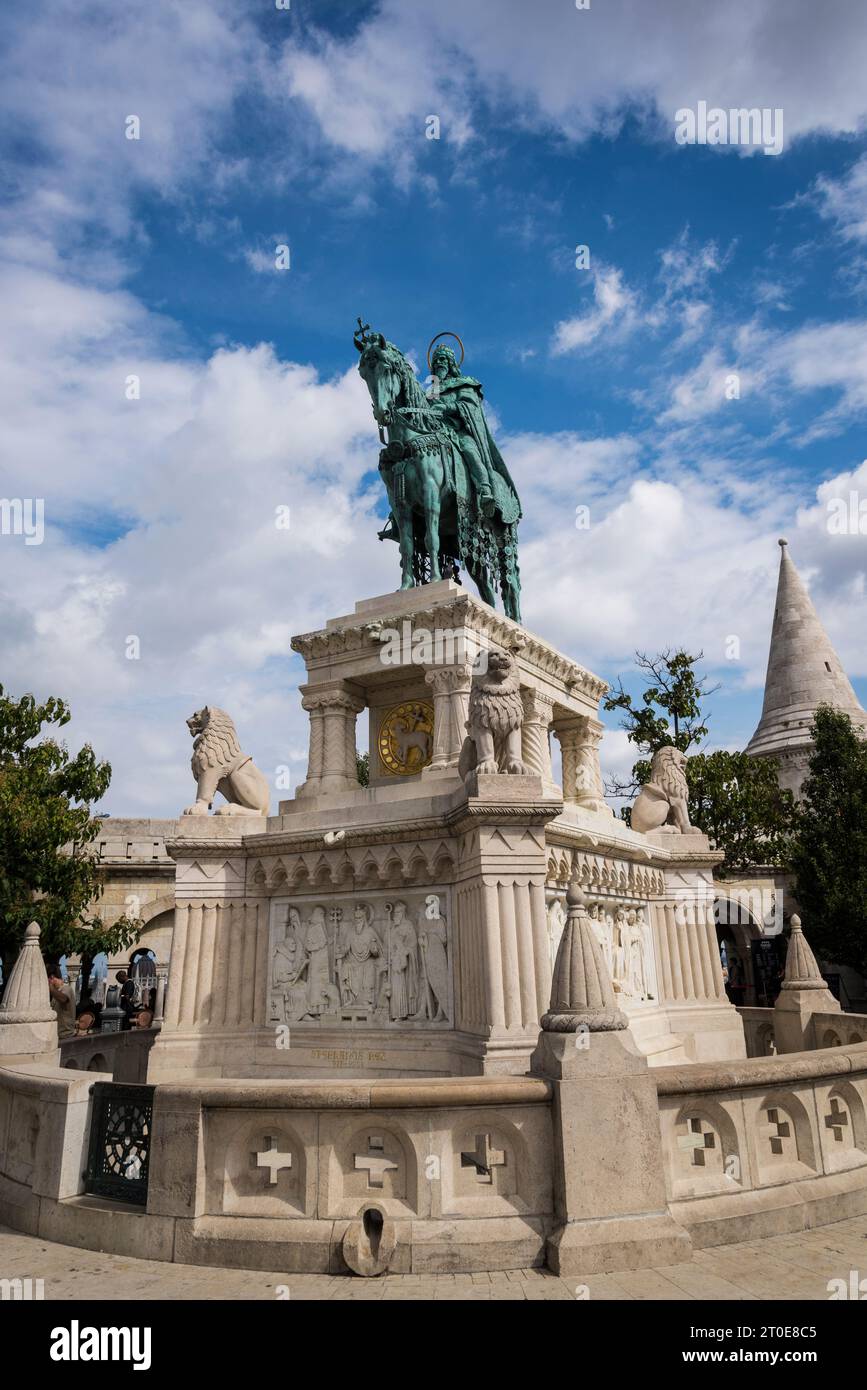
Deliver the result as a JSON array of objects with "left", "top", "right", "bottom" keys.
[
  {"left": 824, "top": 1096, "right": 850, "bottom": 1144},
  {"left": 354, "top": 1135, "right": 398, "bottom": 1190},
  {"left": 676, "top": 1116, "right": 717, "bottom": 1167},
  {"left": 762, "top": 1107, "right": 792, "bottom": 1157},
  {"left": 253, "top": 1136, "right": 293, "bottom": 1186},
  {"left": 461, "top": 1133, "right": 506, "bottom": 1185}
]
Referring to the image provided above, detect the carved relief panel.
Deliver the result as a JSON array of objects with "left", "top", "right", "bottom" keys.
[
  {"left": 269, "top": 888, "right": 453, "bottom": 1027},
  {"left": 545, "top": 894, "right": 659, "bottom": 1004}
]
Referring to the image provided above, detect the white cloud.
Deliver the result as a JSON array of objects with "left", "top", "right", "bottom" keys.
[
  {"left": 0, "top": 1, "right": 263, "bottom": 247},
  {"left": 652, "top": 312, "right": 867, "bottom": 437},
  {"left": 3, "top": 242, "right": 866, "bottom": 814},
  {"left": 813, "top": 155, "right": 867, "bottom": 242},
  {"left": 279, "top": 0, "right": 867, "bottom": 164},
  {"left": 0, "top": 252, "right": 391, "bottom": 816},
  {"left": 658, "top": 229, "right": 729, "bottom": 298},
  {"left": 551, "top": 265, "right": 638, "bottom": 354}
]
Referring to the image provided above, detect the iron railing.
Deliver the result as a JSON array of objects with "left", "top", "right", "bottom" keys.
[{"left": 85, "top": 1082, "right": 154, "bottom": 1205}]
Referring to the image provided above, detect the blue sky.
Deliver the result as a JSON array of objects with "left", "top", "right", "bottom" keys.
[{"left": 3, "top": 0, "right": 867, "bottom": 813}]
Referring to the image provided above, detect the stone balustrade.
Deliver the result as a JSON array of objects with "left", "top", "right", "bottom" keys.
[
  {"left": 0, "top": 1064, "right": 553, "bottom": 1273},
  {"left": 5, "top": 1042, "right": 867, "bottom": 1274},
  {"left": 740, "top": 1005, "right": 867, "bottom": 1057},
  {"left": 656, "top": 1042, "right": 867, "bottom": 1247}
]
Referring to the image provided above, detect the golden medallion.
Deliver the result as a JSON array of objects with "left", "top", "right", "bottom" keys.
[{"left": 378, "top": 700, "right": 435, "bottom": 776}]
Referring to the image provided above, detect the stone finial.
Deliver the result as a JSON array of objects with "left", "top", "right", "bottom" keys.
[
  {"left": 0, "top": 922, "right": 55, "bottom": 1023},
  {"left": 541, "top": 884, "right": 627, "bottom": 1032},
  {"left": 780, "top": 915, "right": 828, "bottom": 991}
]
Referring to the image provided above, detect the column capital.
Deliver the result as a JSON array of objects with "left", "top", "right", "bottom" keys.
[
  {"left": 300, "top": 681, "right": 365, "bottom": 716},
  {"left": 425, "top": 664, "right": 473, "bottom": 696},
  {"left": 521, "top": 686, "right": 555, "bottom": 722}
]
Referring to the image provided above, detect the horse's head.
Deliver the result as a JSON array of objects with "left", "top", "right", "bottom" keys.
[{"left": 356, "top": 332, "right": 406, "bottom": 427}]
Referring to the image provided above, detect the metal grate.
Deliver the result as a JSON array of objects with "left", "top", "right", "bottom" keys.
[{"left": 85, "top": 1082, "right": 154, "bottom": 1205}]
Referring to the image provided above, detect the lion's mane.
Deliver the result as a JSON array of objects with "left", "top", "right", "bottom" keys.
[
  {"left": 189, "top": 707, "right": 243, "bottom": 776},
  {"left": 468, "top": 654, "right": 524, "bottom": 738},
  {"left": 649, "top": 745, "right": 688, "bottom": 800}
]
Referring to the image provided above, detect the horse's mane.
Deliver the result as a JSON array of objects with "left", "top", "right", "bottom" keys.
[{"left": 387, "top": 345, "right": 434, "bottom": 412}]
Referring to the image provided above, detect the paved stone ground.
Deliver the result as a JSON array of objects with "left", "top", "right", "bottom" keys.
[{"left": 2, "top": 1216, "right": 867, "bottom": 1300}]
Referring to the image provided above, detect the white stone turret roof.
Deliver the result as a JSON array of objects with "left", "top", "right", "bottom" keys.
[{"left": 746, "top": 539, "right": 867, "bottom": 762}]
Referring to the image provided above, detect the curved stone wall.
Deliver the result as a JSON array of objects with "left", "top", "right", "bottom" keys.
[
  {"left": 3, "top": 1045, "right": 867, "bottom": 1274},
  {"left": 657, "top": 1043, "right": 867, "bottom": 1246}
]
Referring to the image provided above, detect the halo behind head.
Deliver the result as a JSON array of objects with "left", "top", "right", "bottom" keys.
[{"left": 427, "top": 331, "right": 465, "bottom": 371}]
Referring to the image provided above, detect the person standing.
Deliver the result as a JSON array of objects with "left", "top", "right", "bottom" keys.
[{"left": 46, "top": 965, "right": 76, "bottom": 1042}]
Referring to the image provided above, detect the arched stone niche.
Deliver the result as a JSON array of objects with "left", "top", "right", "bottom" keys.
[
  {"left": 216, "top": 1116, "right": 310, "bottom": 1218},
  {"left": 669, "top": 1098, "right": 743, "bottom": 1199},
  {"left": 322, "top": 1115, "right": 420, "bottom": 1220},
  {"left": 751, "top": 1089, "right": 817, "bottom": 1185}
]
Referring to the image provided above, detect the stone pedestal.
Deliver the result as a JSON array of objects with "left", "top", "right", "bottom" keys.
[
  {"left": 151, "top": 586, "right": 745, "bottom": 1084},
  {"left": 149, "top": 778, "right": 564, "bottom": 1080},
  {"left": 534, "top": 1031, "right": 692, "bottom": 1273},
  {"left": 645, "top": 830, "right": 746, "bottom": 1063}
]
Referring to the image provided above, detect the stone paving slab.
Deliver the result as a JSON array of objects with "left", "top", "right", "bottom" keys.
[{"left": 0, "top": 1218, "right": 864, "bottom": 1301}]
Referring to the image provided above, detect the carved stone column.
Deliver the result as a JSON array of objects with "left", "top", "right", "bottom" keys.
[
  {"left": 423, "top": 664, "right": 472, "bottom": 776},
  {"left": 521, "top": 687, "right": 556, "bottom": 791},
  {"left": 154, "top": 969, "right": 168, "bottom": 1024},
  {"left": 297, "top": 682, "right": 365, "bottom": 797},
  {"left": 553, "top": 714, "right": 612, "bottom": 816}
]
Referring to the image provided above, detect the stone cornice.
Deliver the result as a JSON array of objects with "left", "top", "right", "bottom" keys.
[
  {"left": 243, "top": 823, "right": 452, "bottom": 854},
  {"left": 165, "top": 838, "right": 248, "bottom": 861},
  {"left": 292, "top": 592, "right": 608, "bottom": 703},
  {"left": 98, "top": 862, "right": 175, "bottom": 877},
  {"left": 446, "top": 800, "right": 563, "bottom": 834},
  {"left": 546, "top": 820, "right": 673, "bottom": 867}
]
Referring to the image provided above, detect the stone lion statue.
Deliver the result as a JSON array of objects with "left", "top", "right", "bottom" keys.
[
  {"left": 458, "top": 650, "right": 527, "bottom": 781},
  {"left": 630, "top": 745, "right": 696, "bottom": 835},
  {"left": 182, "top": 707, "right": 270, "bottom": 817}
]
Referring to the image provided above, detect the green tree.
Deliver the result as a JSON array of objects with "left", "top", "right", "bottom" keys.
[
  {"left": 790, "top": 705, "right": 867, "bottom": 977},
  {"left": 686, "top": 750, "right": 797, "bottom": 876},
  {"left": 604, "top": 650, "right": 796, "bottom": 872},
  {"left": 603, "top": 648, "right": 718, "bottom": 795},
  {"left": 0, "top": 686, "right": 140, "bottom": 983},
  {"left": 356, "top": 750, "right": 370, "bottom": 787}
]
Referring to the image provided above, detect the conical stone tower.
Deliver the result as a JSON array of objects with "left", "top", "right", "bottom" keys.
[{"left": 746, "top": 539, "right": 867, "bottom": 797}]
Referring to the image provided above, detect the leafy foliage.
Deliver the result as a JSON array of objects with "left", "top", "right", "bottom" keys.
[
  {"left": 0, "top": 686, "right": 141, "bottom": 975},
  {"left": 603, "top": 650, "right": 796, "bottom": 871},
  {"left": 356, "top": 750, "right": 370, "bottom": 787},
  {"left": 686, "top": 750, "right": 797, "bottom": 875},
  {"left": 790, "top": 705, "right": 867, "bottom": 976},
  {"left": 603, "top": 648, "right": 718, "bottom": 796}
]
